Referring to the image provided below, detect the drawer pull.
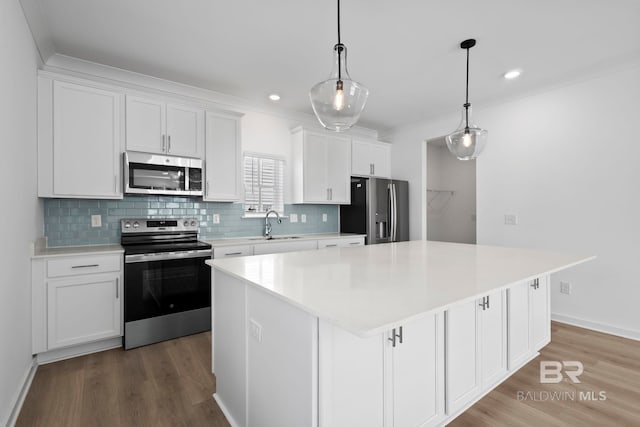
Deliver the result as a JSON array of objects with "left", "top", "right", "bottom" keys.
[
  {"left": 349, "top": 242, "right": 361, "bottom": 245},
  {"left": 325, "top": 244, "right": 338, "bottom": 248},
  {"left": 71, "top": 264, "right": 99, "bottom": 269},
  {"left": 225, "top": 252, "right": 242, "bottom": 256}
]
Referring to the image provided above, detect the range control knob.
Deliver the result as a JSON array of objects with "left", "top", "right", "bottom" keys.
[
  {"left": 190, "top": 220, "right": 197, "bottom": 227},
  {"left": 133, "top": 221, "right": 139, "bottom": 228},
  {"left": 183, "top": 220, "right": 189, "bottom": 227},
  {"left": 124, "top": 221, "right": 131, "bottom": 228}
]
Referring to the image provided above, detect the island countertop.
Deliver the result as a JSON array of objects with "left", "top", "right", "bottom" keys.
[{"left": 207, "top": 240, "right": 593, "bottom": 337}]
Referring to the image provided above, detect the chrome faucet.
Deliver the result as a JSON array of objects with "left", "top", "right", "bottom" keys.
[{"left": 264, "top": 210, "right": 282, "bottom": 239}]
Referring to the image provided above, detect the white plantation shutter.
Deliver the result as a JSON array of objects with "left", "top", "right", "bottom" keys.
[{"left": 244, "top": 154, "right": 284, "bottom": 214}]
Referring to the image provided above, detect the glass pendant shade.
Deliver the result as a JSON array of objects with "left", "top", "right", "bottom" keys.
[
  {"left": 445, "top": 105, "right": 488, "bottom": 160},
  {"left": 310, "top": 44, "right": 369, "bottom": 132}
]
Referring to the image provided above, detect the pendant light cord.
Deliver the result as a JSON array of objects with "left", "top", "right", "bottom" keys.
[
  {"left": 464, "top": 46, "right": 470, "bottom": 131},
  {"left": 336, "top": 0, "right": 343, "bottom": 81}
]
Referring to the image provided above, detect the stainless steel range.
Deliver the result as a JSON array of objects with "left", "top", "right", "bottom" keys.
[{"left": 121, "top": 218, "right": 212, "bottom": 349}]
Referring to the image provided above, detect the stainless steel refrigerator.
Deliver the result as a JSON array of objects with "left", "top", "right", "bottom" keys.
[{"left": 340, "top": 177, "right": 409, "bottom": 244}]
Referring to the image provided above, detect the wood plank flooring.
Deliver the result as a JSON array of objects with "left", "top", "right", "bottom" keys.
[{"left": 16, "top": 322, "right": 640, "bottom": 426}]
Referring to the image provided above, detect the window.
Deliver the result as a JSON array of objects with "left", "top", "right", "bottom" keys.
[{"left": 243, "top": 154, "right": 285, "bottom": 215}]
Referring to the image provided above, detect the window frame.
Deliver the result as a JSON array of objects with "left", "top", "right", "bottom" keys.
[{"left": 242, "top": 152, "right": 286, "bottom": 217}]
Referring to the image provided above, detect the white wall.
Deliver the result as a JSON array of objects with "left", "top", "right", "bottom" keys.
[
  {"left": 0, "top": 0, "right": 43, "bottom": 424},
  {"left": 426, "top": 141, "right": 476, "bottom": 244},
  {"left": 388, "top": 63, "right": 640, "bottom": 338}
]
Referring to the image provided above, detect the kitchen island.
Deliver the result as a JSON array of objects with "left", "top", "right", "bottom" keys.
[{"left": 207, "top": 241, "right": 593, "bottom": 427}]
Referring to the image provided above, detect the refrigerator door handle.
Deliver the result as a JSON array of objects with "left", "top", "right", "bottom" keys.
[
  {"left": 391, "top": 183, "right": 397, "bottom": 241},
  {"left": 387, "top": 183, "right": 393, "bottom": 241}
]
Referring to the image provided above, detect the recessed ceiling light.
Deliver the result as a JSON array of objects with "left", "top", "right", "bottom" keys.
[
  {"left": 268, "top": 94, "right": 281, "bottom": 101},
  {"left": 504, "top": 70, "right": 521, "bottom": 80}
]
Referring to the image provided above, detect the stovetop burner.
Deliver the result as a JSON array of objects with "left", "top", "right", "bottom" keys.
[{"left": 120, "top": 218, "right": 211, "bottom": 255}]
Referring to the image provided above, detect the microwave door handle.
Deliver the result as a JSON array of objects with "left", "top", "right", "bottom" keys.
[{"left": 185, "top": 167, "right": 189, "bottom": 192}]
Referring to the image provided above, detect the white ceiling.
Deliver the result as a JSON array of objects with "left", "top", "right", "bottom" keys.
[{"left": 28, "top": 0, "right": 640, "bottom": 131}]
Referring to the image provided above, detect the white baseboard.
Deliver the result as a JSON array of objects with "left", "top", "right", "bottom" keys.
[
  {"left": 213, "top": 393, "right": 240, "bottom": 427},
  {"left": 36, "top": 337, "right": 123, "bottom": 365},
  {"left": 3, "top": 357, "right": 38, "bottom": 427},
  {"left": 551, "top": 313, "right": 640, "bottom": 341}
]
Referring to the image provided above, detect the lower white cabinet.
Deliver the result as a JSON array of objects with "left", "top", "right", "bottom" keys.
[
  {"left": 508, "top": 276, "right": 550, "bottom": 369},
  {"left": 317, "top": 236, "right": 364, "bottom": 249},
  {"left": 212, "top": 245, "right": 254, "bottom": 259},
  {"left": 47, "top": 273, "right": 121, "bottom": 350},
  {"left": 32, "top": 252, "right": 123, "bottom": 354},
  {"left": 253, "top": 240, "right": 318, "bottom": 255},
  {"left": 445, "top": 289, "right": 507, "bottom": 415}
]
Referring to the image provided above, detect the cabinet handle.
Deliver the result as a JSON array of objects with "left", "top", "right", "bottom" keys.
[
  {"left": 206, "top": 181, "right": 210, "bottom": 197},
  {"left": 329, "top": 188, "right": 333, "bottom": 200},
  {"left": 162, "top": 134, "right": 166, "bottom": 152},
  {"left": 479, "top": 296, "right": 488, "bottom": 310},
  {"left": 71, "top": 264, "right": 99, "bottom": 269},
  {"left": 224, "top": 252, "right": 242, "bottom": 256},
  {"left": 116, "top": 278, "right": 119, "bottom": 299},
  {"left": 168, "top": 135, "right": 171, "bottom": 153},
  {"left": 114, "top": 174, "right": 117, "bottom": 193},
  {"left": 326, "top": 188, "right": 330, "bottom": 200},
  {"left": 398, "top": 326, "right": 403, "bottom": 344},
  {"left": 486, "top": 295, "right": 490, "bottom": 309},
  {"left": 325, "top": 244, "right": 338, "bottom": 248},
  {"left": 388, "top": 328, "right": 397, "bottom": 347},
  {"left": 530, "top": 278, "right": 539, "bottom": 290},
  {"left": 370, "top": 163, "right": 374, "bottom": 175},
  {"left": 349, "top": 242, "right": 361, "bottom": 245}
]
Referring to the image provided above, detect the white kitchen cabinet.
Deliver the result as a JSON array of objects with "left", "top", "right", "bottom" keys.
[
  {"left": 213, "top": 245, "right": 254, "bottom": 259},
  {"left": 291, "top": 127, "right": 351, "bottom": 204},
  {"left": 204, "top": 111, "right": 243, "bottom": 201},
  {"left": 317, "top": 236, "right": 364, "bottom": 249},
  {"left": 386, "top": 313, "right": 446, "bottom": 427},
  {"left": 352, "top": 139, "right": 391, "bottom": 178},
  {"left": 508, "top": 276, "right": 550, "bottom": 369},
  {"left": 253, "top": 239, "right": 318, "bottom": 255},
  {"left": 32, "top": 252, "right": 123, "bottom": 355},
  {"left": 125, "top": 95, "right": 204, "bottom": 158},
  {"left": 38, "top": 77, "right": 123, "bottom": 199},
  {"left": 445, "top": 289, "right": 506, "bottom": 415}
]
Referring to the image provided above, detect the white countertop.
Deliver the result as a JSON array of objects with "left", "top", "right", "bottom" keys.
[
  {"left": 208, "top": 240, "right": 594, "bottom": 337},
  {"left": 32, "top": 243, "right": 124, "bottom": 259},
  {"left": 205, "top": 233, "right": 365, "bottom": 248}
]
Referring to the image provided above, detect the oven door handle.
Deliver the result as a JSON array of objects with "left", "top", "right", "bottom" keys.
[{"left": 125, "top": 249, "right": 212, "bottom": 264}]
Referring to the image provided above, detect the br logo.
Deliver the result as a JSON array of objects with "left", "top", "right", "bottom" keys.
[{"left": 540, "top": 361, "right": 584, "bottom": 383}]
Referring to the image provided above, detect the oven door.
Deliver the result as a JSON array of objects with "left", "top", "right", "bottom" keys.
[{"left": 124, "top": 250, "right": 211, "bottom": 323}]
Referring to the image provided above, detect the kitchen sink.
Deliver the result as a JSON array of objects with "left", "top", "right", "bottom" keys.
[{"left": 249, "top": 236, "right": 302, "bottom": 241}]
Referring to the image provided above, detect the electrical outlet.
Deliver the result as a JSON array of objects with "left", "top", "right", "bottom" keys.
[
  {"left": 290, "top": 213, "right": 298, "bottom": 223},
  {"left": 560, "top": 281, "right": 572, "bottom": 295},
  {"left": 322, "top": 213, "right": 328, "bottom": 222},
  {"left": 91, "top": 215, "right": 102, "bottom": 228},
  {"left": 301, "top": 214, "right": 307, "bottom": 223},
  {"left": 249, "top": 318, "right": 262, "bottom": 343},
  {"left": 504, "top": 214, "right": 518, "bottom": 225},
  {"left": 213, "top": 214, "right": 220, "bottom": 224}
]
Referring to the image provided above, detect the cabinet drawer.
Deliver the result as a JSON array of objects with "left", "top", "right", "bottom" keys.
[
  {"left": 253, "top": 240, "right": 318, "bottom": 255},
  {"left": 318, "top": 237, "right": 364, "bottom": 249},
  {"left": 47, "top": 254, "right": 122, "bottom": 278},
  {"left": 213, "top": 245, "right": 254, "bottom": 259}
]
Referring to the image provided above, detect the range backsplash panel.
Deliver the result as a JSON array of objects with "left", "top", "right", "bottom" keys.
[{"left": 44, "top": 196, "right": 339, "bottom": 247}]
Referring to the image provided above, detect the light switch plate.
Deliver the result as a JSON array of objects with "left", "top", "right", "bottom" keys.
[
  {"left": 91, "top": 215, "right": 102, "bottom": 228},
  {"left": 213, "top": 214, "right": 220, "bottom": 224},
  {"left": 560, "top": 281, "right": 572, "bottom": 295},
  {"left": 301, "top": 214, "right": 307, "bottom": 223},
  {"left": 322, "top": 213, "right": 328, "bottom": 222},
  {"left": 290, "top": 213, "right": 298, "bottom": 223},
  {"left": 504, "top": 214, "right": 518, "bottom": 225},
  {"left": 249, "top": 318, "right": 262, "bottom": 343}
]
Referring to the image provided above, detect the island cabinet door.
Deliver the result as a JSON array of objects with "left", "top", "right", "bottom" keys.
[
  {"left": 445, "top": 299, "right": 482, "bottom": 415},
  {"left": 479, "top": 290, "right": 508, "bottom": 389},
  {"left": 386, "top": 313, "right": 446, "bottom": 427},
  {"left": 318, "top": 321, "right": 385, "bottom": 427},
  {"left": 530, "top": 275, "right": 551, "bottom": 351},
  {"left": 507, "top": 280, "right": 531, "bottom": 369}
]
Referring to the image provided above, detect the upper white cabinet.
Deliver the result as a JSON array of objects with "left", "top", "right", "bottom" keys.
[
  {"left": 445, "top": 289, "right": 506, "bottom": 415},
  {"left": 38, "top": 77, "right": 123, "bottom": 199},
  {"left": 352, "top": 139, "right": 391, "bottom": 178},
  {"left": 508, "top": 276, "right": 550, "bottom": 369},
  {"left": 125, "top": 95, "right": 204, "bottom": 158},
  {"left": 291, "top": 127, "right": 351, "bottom": 204},
  {"left": 204, "top": 111, "right": 242, "bottom": 201}
]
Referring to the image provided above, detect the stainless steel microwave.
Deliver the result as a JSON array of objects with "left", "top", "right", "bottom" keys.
[{"left": 124, "top": 151, "right": 203, "bottom": 196}]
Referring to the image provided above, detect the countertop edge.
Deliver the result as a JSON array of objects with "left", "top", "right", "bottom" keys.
[{"left": 206, "top": 233, "right": 366, "bottom": 248}]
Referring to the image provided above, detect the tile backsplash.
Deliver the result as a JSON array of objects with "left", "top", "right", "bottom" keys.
[{"left": 44, "top": 196, "right": 339, "bottom": 247}]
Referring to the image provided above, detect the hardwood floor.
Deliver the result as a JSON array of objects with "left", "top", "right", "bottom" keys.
[
  {"left": 16, "top": 322, "right": 640, "bottom": 426},
  {"left": 450, "top": 322, "right": 640, "bottom": 426},
  {"left": 16, "top": 332, "right": 230, "bottom": 427}
]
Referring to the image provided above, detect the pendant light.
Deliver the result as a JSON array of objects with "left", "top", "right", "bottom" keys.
[
  {"left": 445, "top": 39, "right": 488, "bottom": 160},
  {"left": 309, "top": 0, "right": 369, "bottom": 132}
]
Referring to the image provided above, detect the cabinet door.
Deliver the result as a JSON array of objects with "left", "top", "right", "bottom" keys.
[
  {"left": 303, "top": 132, "right": 329, "bottom": 202},
  {"left": 351, "top": 139, "right": 373, "bottom": 176},
  {"left": 253, "top": 240, "right": 318, "bottom": 255},
  {"left": 325, "top": 136, "right": 351, "bottom": 203},
  {"left": 51, "top": 81, "right": 121, "bottom": 198},
  {"left": 318, "top": 321, "right": 384, "bottom": 427},
  {"left": 507, "top": 281, "right": 531, "bottom": 369},
  {"left": 531, "top": 276, "right": 550, "bottom": 351},
  {"left": 125, "top": 95, "right": 165, "bottom": 154},
  {"left": 166, "top": 103, "right": 204, "bottom": 157},
  {"left": 480, "top": 290, "right": 507, "bottom": 388},
  {"left": 47, "top": 273, "right": 121, "bottom": 349},
  {"left": 204, "top": 112, "right": 241, "bottom": 201},
  {"left": 390, "top": 313, "right": 445, "bottom": 427},
  {"left": 445, "top": 299, "right": 481, "bottom": 415},
  {"left": 369, "top": 143, "right": 391, "bottom": 178}
]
